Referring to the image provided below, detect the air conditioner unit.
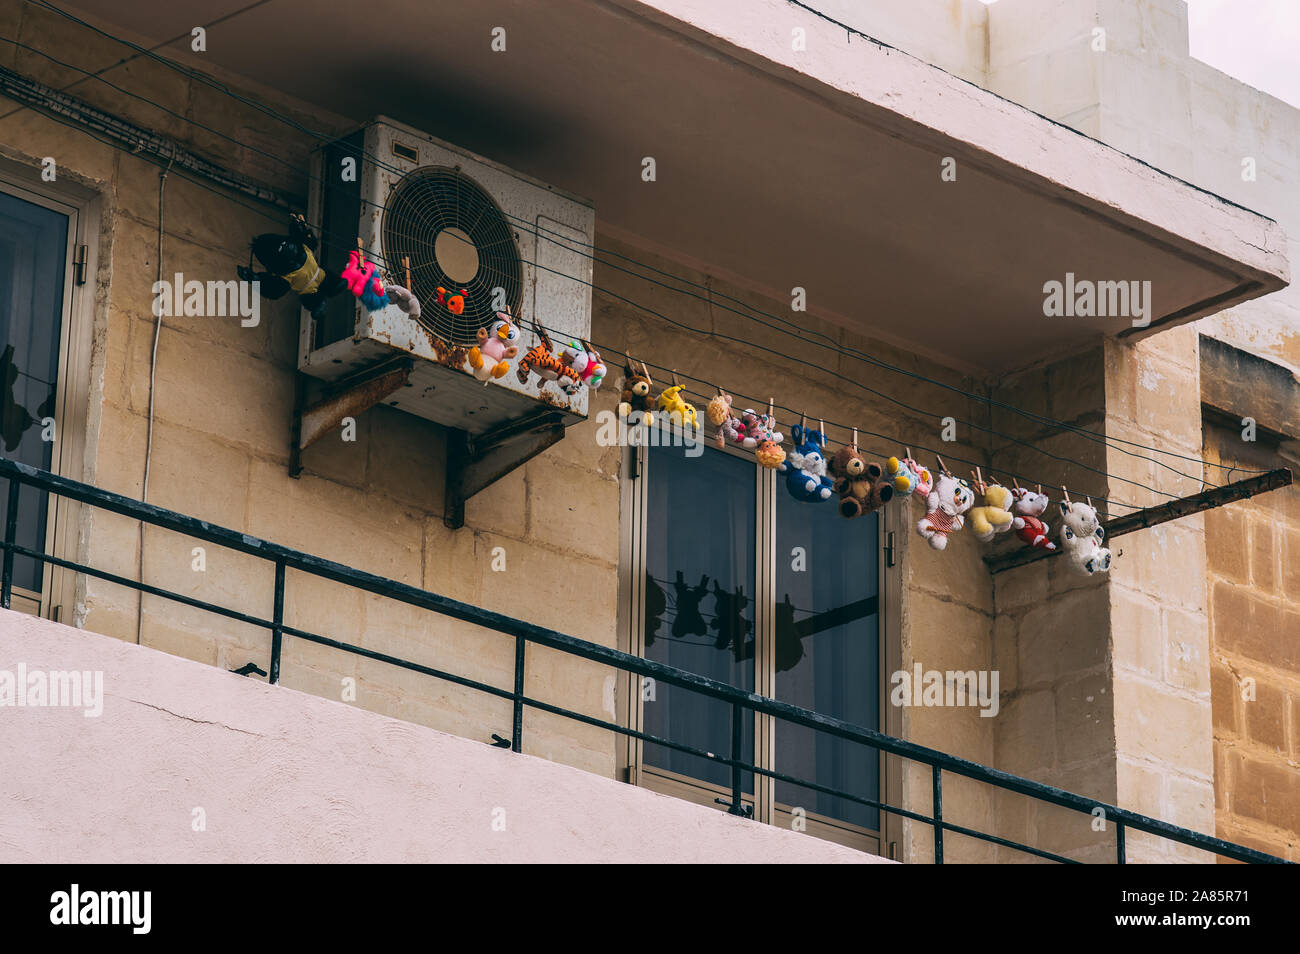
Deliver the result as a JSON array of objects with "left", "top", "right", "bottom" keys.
[{"left": 300, "top": 117, "right": 596, "bottom": 435}]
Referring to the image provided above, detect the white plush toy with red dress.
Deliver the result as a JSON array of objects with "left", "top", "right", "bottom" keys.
[{"left": 1010, "top": 485, "right": 1056, "bottom": 551}]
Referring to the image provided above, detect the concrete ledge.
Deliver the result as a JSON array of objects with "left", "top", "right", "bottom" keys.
[{"left": 0, "top": 610, "right": 879, "bottom": 863}]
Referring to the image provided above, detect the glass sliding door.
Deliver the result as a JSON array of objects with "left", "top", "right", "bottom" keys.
[
  {"left": 628, "top": 436, "right": 885, "bottom": 849},
  {"left": 773, "top": 495, "right": 880, "bottom": 835},
  {"left": 641, "top": 441, "right": 756, "bottom": 796}
]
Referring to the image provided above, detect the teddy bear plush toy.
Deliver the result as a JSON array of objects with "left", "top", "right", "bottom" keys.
[
  {"left": 1010, "top": 486, "right": 1055, "bottom": 551},
  {"left": 618, "top": 362, "right": 655, "bottom": 425},
  {"left": 886, "top": 454, "right": 933, "bottom": 498},
  {"left": 779, "top": 425, "right": 835, "bottom": 502},
  {"left": 916, "top": 471, "right": 975, "bottom": 550},
  {"left": 966, "top": 472, "right": 1016, "bottom": 542},
  {"left": 1058, "top": 498, "right": 1113, "bottom": 575},
  {"left": 829, "top": 445, "right": 895, "bottom": 519}
]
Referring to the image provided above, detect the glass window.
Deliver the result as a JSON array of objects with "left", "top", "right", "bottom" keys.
[
  {"left": 0, "top": 190, "right": 68, "bottom": 593},
  {"left": 633, "top": 437, "right": 882, "bottom": 838},
  {"left": 642, "top": 442, "right": 755, "bottom": 793},
  {"left": 774, "top": 495, "right": 880, "bottom": 830}
]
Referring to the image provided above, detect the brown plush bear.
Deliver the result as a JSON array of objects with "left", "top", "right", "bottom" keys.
[
  {"left": 618, "top": 362, "right": 655, "bottom": 424},
  {"left": 830, "top": 446, "right": 895, "bottom": 519}
]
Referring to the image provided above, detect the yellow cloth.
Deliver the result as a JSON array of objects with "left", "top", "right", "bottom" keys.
[{"left": 282, "top": 249, "right": 324, "bottom": 294}]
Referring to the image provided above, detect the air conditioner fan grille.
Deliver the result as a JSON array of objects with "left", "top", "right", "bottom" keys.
[{"left": 381, "top": 166, "right": 523, "bottom": 346}]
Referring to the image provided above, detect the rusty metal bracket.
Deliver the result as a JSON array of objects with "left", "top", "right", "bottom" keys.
[
  {"left": 289, "top": 359, "right": 413, "bottom": 478},
  {"left": 444, "top": 410, "right": 566, "bottom": 529},
  {"left": 984, "top": 467, "right": 1293, "bottom": 574}
]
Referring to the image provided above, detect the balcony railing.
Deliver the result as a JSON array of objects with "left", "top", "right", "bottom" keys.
[{"left": 0, "top": 456, "right": 1287, "bottom": 864}]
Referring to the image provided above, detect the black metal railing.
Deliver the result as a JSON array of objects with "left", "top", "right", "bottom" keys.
[{"left": 0, "top": 456, "right": 1287, "bottom": 864}]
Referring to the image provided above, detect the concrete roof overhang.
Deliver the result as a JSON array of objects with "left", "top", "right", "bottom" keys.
[{"left": 68, "top": 0, "right": 1290, "bottom": 375}]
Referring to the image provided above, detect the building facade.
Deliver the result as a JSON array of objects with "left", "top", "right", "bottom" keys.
[{"left": 0, "top": 0, "right": 1295, "bottom": 862}]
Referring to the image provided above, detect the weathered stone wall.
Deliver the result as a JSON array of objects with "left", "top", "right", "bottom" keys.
[{"left": 1203, "top": 419, "right": 1300, "bottom": 862}]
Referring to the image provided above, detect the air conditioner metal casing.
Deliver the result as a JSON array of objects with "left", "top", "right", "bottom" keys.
[{"left": 299, "top": 116, "right": 595, "bottom": 433}]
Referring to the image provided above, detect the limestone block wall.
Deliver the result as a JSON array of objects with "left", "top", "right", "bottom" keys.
[
  {"left": 1203, "top": 420, "right": 1300, "bottom": 861},
  {"left": 0, "top": 0, "right": 622, "bottom": 780},
  {"left": 986, "top": 346, "right": 1117, "bottom": 863},
  {"left": 0, "top": 0, "right": 1011, "bottom": 858}
]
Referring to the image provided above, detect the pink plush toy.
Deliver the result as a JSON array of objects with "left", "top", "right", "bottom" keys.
[
  {"left": 916, "top": 470, "right": 974, "bottom": 551},
  {"left": 340, "top": 249, "right": 388, "bottom": 311},
  {"left": 466, "top": 312, "right": 522, "bottom": 382}
]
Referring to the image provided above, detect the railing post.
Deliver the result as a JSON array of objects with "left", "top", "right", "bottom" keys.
[
  {"left": 1116, "top": 822, "right": 1126, "bottom": 864},
  {"left": 727, "top": 700, "right": 745, "bottom": 816},
  {"left": 1, "top": 480, "right": 19, "bottom": 610},
  {"left": 268, "top": 559, "right": 285, "bottom": 684},
  {"left": 511, "top": 635, "right": 525, "bottom": 753},
  {"left": 932, "top": 764, "right": 944, "bottom": 864}
]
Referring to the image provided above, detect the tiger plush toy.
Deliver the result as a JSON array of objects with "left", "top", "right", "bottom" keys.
[{"left": 516, "top": 323, "right": 582, "bottom": 394}]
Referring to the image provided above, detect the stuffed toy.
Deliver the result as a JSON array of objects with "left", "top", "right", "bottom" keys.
[
  {"left": 916, "top": 470, "right": 974, "bottom": 550},
  {"left": 707, "top": 393, "right": 733, "bottom": 428},
  {"left": 656, "top": 384, "right": 699, "bottom": 431},
  {"left": 1010, "top": 486, "right": 1055, "bottom": 551},
  {"left": 339, "top": 248, "right": 390, "bottom": 312},
  {"left": 779, "top": 424, "right": 835, "bottom": 502},
  {"left": 829, "top": 440, "right": 895, "bottom": 519},
  {"left": 237, "top": 213, "right": 346, "bottom": 320},
  {"left": 618, "top": 362, "right": 655, "bottom": 425},
  {"left": 435, "top": 287, "right": 468, "bottom": 316},
  {"left": 517, "top": 324, "right": 582, "bottom": 394},
  {"left": 561, "top": 340, "right": 606, "bottom": 390},
  {"left": 466, "top": 312, "right": 521, "bottom": 382},
  {"left": 384, "top": 284, "right": 421, "bottom": 321},
  {"left": 966, "top": 471, "right": 1016, "bottom": 542},
  {"left": 715, "top": 413, "right": 746, "bottom": 450},
  {"left": 709, "top": 393, "right": 753, "bottom": 449},
  {"left": 741, "top": 408, "right": 783, "bottom": 447},
  {"left": 754, "top": 438, "right": 786, "bottom": 470},
  {"left": 886, "top": 454, "right": 933, "bottom": 498},
  {"left": 1058, "top": 495, "right": 1112, "bottom": 575}
]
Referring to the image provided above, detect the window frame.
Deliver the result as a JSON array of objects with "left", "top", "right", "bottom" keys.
[
  {"left": 0, "top": 159, "right": 100, "bottom": 623},
  {"left": 617, "top": 424, "right": 905, "bottom": 855}
]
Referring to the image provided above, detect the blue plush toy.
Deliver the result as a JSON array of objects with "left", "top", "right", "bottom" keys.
[{"left": 779, "top": 424, "right": 835, "bottom": 502}]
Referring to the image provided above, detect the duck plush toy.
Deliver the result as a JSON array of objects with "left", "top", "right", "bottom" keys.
[{"left": 466, "top": 311, "right": 522, "bottom": 382}]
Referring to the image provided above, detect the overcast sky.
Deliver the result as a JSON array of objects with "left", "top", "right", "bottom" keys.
[{"left": 979, "top": 0, "right": 1300, "bottom": 109}]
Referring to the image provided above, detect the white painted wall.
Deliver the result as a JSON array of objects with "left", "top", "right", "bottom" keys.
[{"left": 0, "top": 610, "right": 878, "bottom": 863}]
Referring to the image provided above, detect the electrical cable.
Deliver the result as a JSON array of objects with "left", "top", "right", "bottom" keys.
[
  {"left": 136, "top": 148, "right": 176, "bottom": 644},
  {"left": 5, "top": 5, "right": 1253, "bottom": 486},
  {"left": 19, "top": 0, "right": 1259, "bottom": 477},
  {"left": 5, "top": 5, "right": 1248, "bottom": 508}
]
